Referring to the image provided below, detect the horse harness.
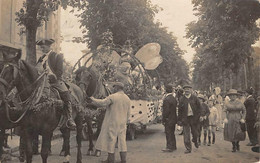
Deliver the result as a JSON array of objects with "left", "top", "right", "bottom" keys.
[{"left": 0, "top": 61, "right": 49, "bottom": 123}]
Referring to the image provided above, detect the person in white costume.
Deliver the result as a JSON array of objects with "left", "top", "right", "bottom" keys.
[{"left": 89, "top": 82, "right": 131, "bottom": 163}]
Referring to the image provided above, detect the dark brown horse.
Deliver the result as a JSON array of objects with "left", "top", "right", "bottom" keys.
[
  {"left": 74, "top": 66, "right": 110, "bottom": 155},
  {"left": 0, "top": 57, "right": 85, "bottom": 163}
]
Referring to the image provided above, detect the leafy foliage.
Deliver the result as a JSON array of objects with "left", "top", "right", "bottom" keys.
[
  {"left": 187, "top": 0, "right": 260, "bottom": 90},
  {"left": 15, "top": 0, "right": 60, "bottom": 30},
  {"left": 15, "top": 0, "right": 62, "bottom": 65}
]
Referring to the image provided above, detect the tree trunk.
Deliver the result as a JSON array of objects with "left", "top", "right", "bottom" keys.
[
  {"left": 26, "top": 27, "right": 37, "bottom": 65},
  {"left": 244, "top": 63, "right": 247, "bottom": 90},
  {"left": 229, "top": 72, "right": 233, "bottom": 89},
  {"left": 247, "top": 56, "right": 253, "bottom": 88}
]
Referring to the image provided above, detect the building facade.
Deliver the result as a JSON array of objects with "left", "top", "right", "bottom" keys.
[{"left": 0, "top": 0, "right": 61, "bottom": 61}]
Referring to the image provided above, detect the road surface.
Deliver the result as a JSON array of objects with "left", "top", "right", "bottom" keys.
[{"left": 6, "top": 124, "right": 260, "bottom": 163}]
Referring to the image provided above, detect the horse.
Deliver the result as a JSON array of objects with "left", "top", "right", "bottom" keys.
[
  {"left": 74, "top": 66, "right": 110, "bottom": 155},
  {"left": 0, "top": 60, "right": 24, "bottom": 161},
  {"left": 0, "top": 56, "right": 85, "bottom": 163}
]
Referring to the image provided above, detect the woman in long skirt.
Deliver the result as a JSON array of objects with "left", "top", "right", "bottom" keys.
[{"left": 224, "top": 89, "right": 246, "bottom": 152}]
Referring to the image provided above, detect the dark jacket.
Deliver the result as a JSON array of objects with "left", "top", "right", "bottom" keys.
[
  {"left": 162, "top": 94, "right": 177, "bottom": 125},
  {"left": 48, "top": 52, "right": 63, "bottom": 80},
  {"left": 200, "top": 102, "right": 210, "bottom": 125},
  {"left": 37, "top": 51, "right": 64, "bottom": 80},
  {"left": 201, "top": 102, "right": 210, "bottom": 117},
  {"left": 244, "top": 95, "right": 257, "bottom": 122},
  {"left": 178, "top": 94, "right": 201, "bottom": 125}
]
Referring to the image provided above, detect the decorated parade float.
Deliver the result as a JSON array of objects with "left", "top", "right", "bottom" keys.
[{"left": 73, "top": 42, "right": 164, "bottom": 140}]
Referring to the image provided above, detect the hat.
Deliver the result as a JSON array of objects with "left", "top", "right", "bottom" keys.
[
  {"left": 245, "top": 87, "right": 254, "bottom": 95},
  {"left": 112, "top": 82, "right": 124, "bottom": 88},
  {"left": 36, "top": 39, "right": 55, "bottom": 46},
  {"left": 227, "top": 89, "right": 240, "bottom": 96},
  {"left": 165, "top": 84, "right": 173, "bottom": 93},
  {"left": 183, "top": 85, "right": 192, "bottom": 89},
  {"left": 3, "top": 49, "right": 22, "bottom": 62},
  {"left": 197, "top": 94, "right": 205, "bottom": 101},
  {"left": 237, "top": 90, "right": 245, "bottom": 95}
]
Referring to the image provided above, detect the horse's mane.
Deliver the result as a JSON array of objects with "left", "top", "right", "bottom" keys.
[{"left": 19, "top": 60, "right": 39, "bottom": 82}]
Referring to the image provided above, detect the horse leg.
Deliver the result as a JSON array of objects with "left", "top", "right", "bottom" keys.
[
  {"left": 0, "top": 129, "right": 4, "bottom": 161},
  {"left": 75, "top": 114, "right": 83, "bottom": 163},
  {"left": 60, "top": 127, "right": 71, "bottom": 163},
  {"left": 96, "top": 110, "right": 105, "bottom": 138},
  {"left": 24, "top": 130, "right": 33, "bottom": 163},
  {"left": 32, "top": 133, "right": 39, "bottom": 155},
  {"left": 41, "top": 133, "right": 52, "bottom": 163},
  {"left": 59, "top": 128, "right": 66, "bottom": 156},
  {"left": 48, "top": 132, "right": 53, "bottom": 155},
  {"left": 19, "top": 135, "right": 26, "bottom": 162},
  {"left": 86, "top": 117, "right": 94, "bottom": 155}
]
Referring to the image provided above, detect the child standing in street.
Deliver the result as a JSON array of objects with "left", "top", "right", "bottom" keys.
[
  {"left": 208, "top": 99, "right": 219, "bottom": 146},
  {"left": 198, "top": 94, "right": 210, "bottom": 146}
]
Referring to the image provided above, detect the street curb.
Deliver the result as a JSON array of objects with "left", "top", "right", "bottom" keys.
[{"left": 9, "top": 132, "right": 63, "bottom": 154}]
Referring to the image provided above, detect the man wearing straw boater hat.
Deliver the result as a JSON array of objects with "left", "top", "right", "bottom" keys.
[
  {"left": 89, "top": 82, "right": 131, "bottom": 163},
  {"left": 36, "top": 38, "right": 76, "bottom": 129},
  {"left": 178, "top": 84, "right": 201, "bottom": 154}
]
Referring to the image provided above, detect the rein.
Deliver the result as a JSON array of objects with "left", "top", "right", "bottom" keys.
[
  {"left": 5, "top": 69, "right": 48, "bottom": 124},
  {"left": 15, "top": 70, "right": 47, "bottom": 105}
]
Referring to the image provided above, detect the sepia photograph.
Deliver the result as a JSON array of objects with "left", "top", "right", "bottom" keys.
[{"left": 0, "top": 0, "right": 260, "bottom": 162}]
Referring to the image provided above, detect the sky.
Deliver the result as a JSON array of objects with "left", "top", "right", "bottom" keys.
[{"left": 60, "top": 0, "right": 197, "bottom": 65}]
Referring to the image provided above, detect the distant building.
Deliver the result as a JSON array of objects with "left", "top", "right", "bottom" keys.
[{"left": 0, "top": 0, "right": 61, "bottom": 61}]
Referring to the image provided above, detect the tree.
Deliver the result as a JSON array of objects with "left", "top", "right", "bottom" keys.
[
  {"left": 68, "top": 0, "right": 189, "bottom": 84},
  {"left": 187, "top": 0, "right": 260, "bottom": 90},
  {"left": 15, "top": 0, "right": 60, "bottom": 65}
]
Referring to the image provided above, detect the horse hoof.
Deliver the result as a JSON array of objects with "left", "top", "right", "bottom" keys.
[
  {"left": 60, "top": 150, "right": 65, "bottom": 156},
  {"left": 19, "top": 156, "right": 25, "bottom": 162},
  {"left": 96, "top": 151, "right": 101, "bottom": 157},
  {"left": 86, "top": 150, "right": 93, "bottom": 156},
  {"left": 63, "top": 155, "right": 70, "bottom": 163}
]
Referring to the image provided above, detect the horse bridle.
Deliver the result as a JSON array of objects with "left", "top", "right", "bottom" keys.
[
  {"left": 0, "top": 62, "right": 19, "bottom": 94},
  {"left": 76, "top": 69, "right": 92, "bottom": 95}
]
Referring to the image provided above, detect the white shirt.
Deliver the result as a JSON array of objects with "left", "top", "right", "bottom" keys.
[
  {"left": 185, "top": 94, "right": 193, "bottom": 116},
  {"left": 187, "top": 103, "right": 193, "bottom": 116}
]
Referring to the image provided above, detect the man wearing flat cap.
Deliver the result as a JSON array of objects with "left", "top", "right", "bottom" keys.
[
  {"left": 162, "top": 84, "right": 178, "bottom": 152},
  {"left": 178, "top": 84, "right": 201, "bottom": 153},
  {"left": 36, "top": 38, "right": 76, "bottom": 128},
  {"left": 89, "top": 82, "right": 131, "bottom": 163}
]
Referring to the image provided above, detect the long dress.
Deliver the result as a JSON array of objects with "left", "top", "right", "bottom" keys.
[{"left": 224, "top": 99, "right": 246, "bottom": 142}]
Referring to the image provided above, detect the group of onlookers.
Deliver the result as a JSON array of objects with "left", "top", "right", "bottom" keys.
[{"left": 161, "top": 84, "right": 260, "bottom": 154}]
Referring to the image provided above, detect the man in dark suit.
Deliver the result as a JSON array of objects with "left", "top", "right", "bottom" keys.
[
  {"left": 36, "top": 38, "right": 76, "bottom": 129},
  {"left": 162, "top": 85, "right": 178, "bottom": 152},
  {"left": 244, "top": 87, "right": 258, "bottom": 146},
  {"left": 178, "top": 85, "right": 201, "bottom": 154}
]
